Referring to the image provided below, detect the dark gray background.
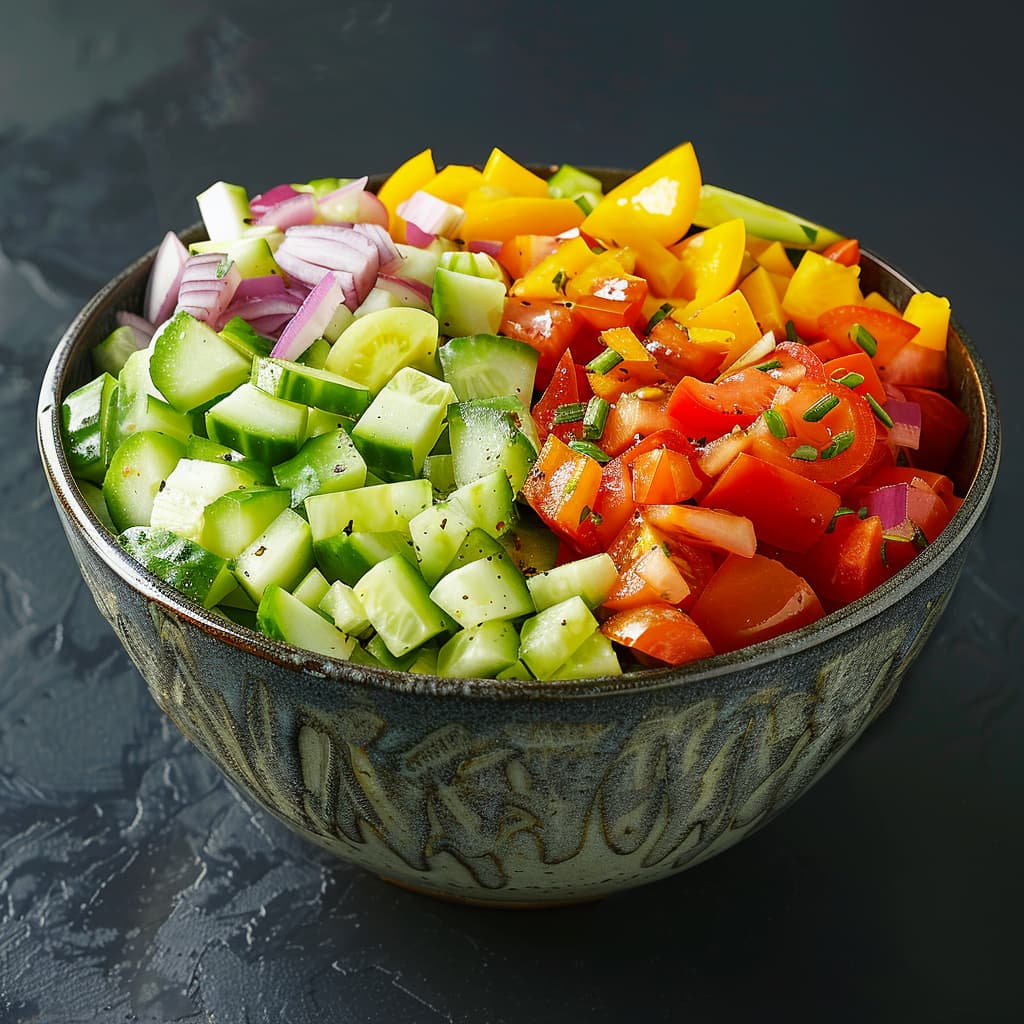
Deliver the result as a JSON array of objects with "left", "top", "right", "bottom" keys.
[{"left": 1, "top": 2, "right": 1021, "bottom": 1021}]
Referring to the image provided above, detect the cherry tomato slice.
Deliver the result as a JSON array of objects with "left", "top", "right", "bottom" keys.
[{"left": 601, "top": 603, "right": 715, "bottom": 666}]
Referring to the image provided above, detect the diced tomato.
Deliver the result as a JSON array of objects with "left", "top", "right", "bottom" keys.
[
  {"left": 601, "top": 604, "right": 715, "bottom": 666},
  {"left": 821, "top": 351, "right": 887, "bottom": 406},
  {"left": 620, "top": 428, "right": 696, "bottom": 465},
  {"left": 817, "top": 304, "right": 919, "bottom": 376},
  {"left": 808, "top": 338, "right": 845, "bottom": 362},
  {"left": 602, "top": 389, "right": 675, "bottom": 455},
  {"left": 778, "top": 513, "right": 888, "bottom": 611},
  {"left": 521, "top": 434, "right": 602, "bottom": 555},
  {"left": 775, "top": 340, "right": 826, "bottom": 382},
  {"left": 880, "top": 341, "right": 950, "bottom": 390},
  {"left": 900, "top": 386, "right": 969, "bottom": 472},
  {"left": 532, "top": 349, "right": 580, "bottom": 444},
  {"left": 642, "top": 504, "right": 757, "bottom": 557},
  {"left": 644, "top": 315, "right": 729, "bottom": 382},
  {"left": 631, "top": 448, "right": 701, "bottom": 504},
  {"left": 689, "top": 553, "right": 825, "bottom": 653},
  {"left": 701, "top": 453, "right": 840, "bottom": 553},
  {"left": 821, "top": 238, "right": 861, "bottom": 266},
  {"left": 567, "top": 262, "right": 649, "bottom": 331},
  {"left": 857, "top": 465, "right": 958, "bottom": 516},
  {"left": 500, "top": 298, "right": 580, "bottom": 388},
  {"left": 667, "top": 371, "right": 779, "bottom": 441},
  {"left": 906, "top": 480, "right": 954, "bottom": 542}
]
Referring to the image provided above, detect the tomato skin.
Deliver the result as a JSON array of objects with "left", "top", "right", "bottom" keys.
[
  {"left": 821, "top": 351, "right": 888, "bottom": 406},
  {"left": 701, "top": 453, "right": 840, "bottom": 553},
  {"left": 642, "top": 504, "right": 756, "bottom": 558},
  {"left": 900, "top": 386, "right": 969, "bottom": 472},
  {"left": 880, "top": 341, "right": 949, "bottom": 389},
  {"left": 602, "top": 389, "right": 675, "bottom": 455},
  {"left": 667, "top": 371, "right": 778, "bottom": 441},
  {"left": 817, "top": 304, "right": 918, "bottom": 377},
  {"left": 644, "top": 316, "right": 728, "bottom": 382},
  {"left": 775, "top": 341, "right": 826, "bottom": 382},
  {"left": 532, "top": 349, "right": 580, "bottom": 444},
  {"left": 500, "top": 298, "right": 581, "bottom": 388},
  {"left": 601, "top": 603, "right": 715, "bottom": 666},
  {"left": 821, "top": 238, "right": 861, "bottom": 266},
  {"left": 689, "top": 553, "right": 825, "bottom": 653}
]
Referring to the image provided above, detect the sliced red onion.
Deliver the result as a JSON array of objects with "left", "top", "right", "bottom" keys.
[
  {"left": 396, "top": 190, "right": 465, "bottom": 239},
  {"left": 404, "top": 222, "right": 437, "bottom": 248},
  {"left": 247, "top": 313, "right": 293, "bottom": 337},
  {"left": 864, "top": 483, "right": 913, "bottom": 538},
  {"left": 270, "top": 272, "right": 345, "bottom": 361},
  {"left": 375, "top": 274, "right": 433, "bottom": 310},
  {"left": 234, "top": 274, "right": 288, "bottom": 300},
  {"left": 175, "top": 254, "right": 241, "bottom": 325},
  {"left": 468, "top": 239, "right": 503, "bottom": 258},
  {"left": 250, "top": 183, "right": 301, "bottom": 217},
  {"left": 271, "top": 247, "right": 360, "bottom": 309},
  {"left": 115, "top": 311, "right": 155, "bottom": 346},
  {"left": 215, "top": 294, "right": 304, "bottom": 331},
  {"left": 884, "top": 399, "right": 922, "bottom": 450},
  {"left": 317, "top": 177, "right": 388, "bottom": 226},
  {"left": 145, "top": 231, "right": 189, "bottom": 325},
  {"left": 350, "top": 222, "right": 403, "bottom": 272},
  {"left": 276, "top": 227, "right": 377, "bottom": 308},
  {"left": 254, "top": 191, "right": 317, "bottom": 229}
]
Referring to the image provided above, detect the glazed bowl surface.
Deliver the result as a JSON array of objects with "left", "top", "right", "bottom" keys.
[{"left": 37, "top": 170, "right": 1001, "bottom": 905}]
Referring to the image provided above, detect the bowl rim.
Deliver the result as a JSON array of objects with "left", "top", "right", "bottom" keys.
[{"left": 37, "top": 192, "right": 1002, "bottom": 701}]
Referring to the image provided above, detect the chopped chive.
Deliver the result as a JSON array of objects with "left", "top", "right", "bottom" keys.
[
  {"left": 763, "top": 408, "right": 788, "bottom": 439},
  {"left": 578, "top": 504, "right": 592, "bottom": 525},
  {"left": 785, "top": 320, "right": 802, "bottom": 344},
  {"left": 880, "top": 540, "right": 888, "bottom": 567},
  {"left": 585, "top": 348, "right": 624, "bottom": 375},
  {"left": 754, "top": 358, "right": 783, "bottom": 372},
  {"left": 552, "top": 269, "right": 567, "bottom": 293},
  {"left": 569, "top": 439, "right": 610, "bottom": 463},
  {"left": 216, "top": 255, "right": 233, "bottom": 279},
  {"left": 850, "top": 323, "right": 878, "bottom": 357},
  {"left": 832, "top": 370, "right": 865, "bottom": 389},
  {"left": 800, "top": 224, "right": 818, "bottom": 243},
  {"left": 553, "top": 402, "right": 587, "bottom": 425},
  {"left": 912, "top": 525, "right": 930, "bottom": 550},
  {"left": 582, "top": 396, "right": 610, "bottom": 440},
  {"left": 825, "top": 506, "right": 858, "bottom": 533},
  {"left": 820, "top": 430, "right": 856, "bottom": 460},
  {"left": 802, "top": 394, "right": 840, "bottom": 422},
  {"left": 790, "top": 444, "right": 818, "bottom": 462},
  {"left": 866, "top": 393, "right": 894, "bottom": 428},
  {"left": 645, "top": 302, "right": 675, "bottom": 333},
  {"left": 857, "top": 505, "right": 869, "bottom": 519}
]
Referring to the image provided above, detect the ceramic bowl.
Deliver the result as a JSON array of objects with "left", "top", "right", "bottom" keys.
[{"left": 37, "top": 171, "right": 1001, "bottom": 905}]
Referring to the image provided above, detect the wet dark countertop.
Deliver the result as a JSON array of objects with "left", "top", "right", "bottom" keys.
[{"left": 1, "top": 4, "right": 1021, "bottom": 1021}]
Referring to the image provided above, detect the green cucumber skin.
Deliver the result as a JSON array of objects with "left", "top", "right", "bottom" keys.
[
  {"left": 117, "top": 526, "right": 234, "bottom": 608},
  {"left": 205, "top": 383, "right": 308, "bottom": 465},
  {"left": 103, "top": 430, "right": 186, "bottom": 533},
  {"left": 233, "top": 508, "right": 314, "bottom": 604},
  {"left": 273, "top": 429, "right": 367, "bottom": 507},
  {"left": 252, "top": 357, "right": 370, "bottom": 417},
  {"left": 61, "top": 373, "right": 118, "bottom": 484},
  {"left": 219, "top": 317, "right": 274, "bottom": 359},
  {"left": 92, "top": 326, "right": 143, "bottom": 377},
  {"left": 436, "top": 620, "right": 520, "bottom": 679},
  {"left": 184, "top": 435, "right": 276, "bottom": 485},
  {"left": 199, "top": 487, "right": 292, "bottom": 560},
  {"left": 518, "top": 596, "right": 599, "bottom": 680},
  {"left": 438, "top": 334, "right": 538, "bottom": 403},
  {"left": 256, "top": 584, "right": 356, "bottom": 661},
  {"left": 431, "top": 267, "right": 506, "bottom": 338},
  {"left": 313, "top": 531, "right": 417, "bottom": 587}
]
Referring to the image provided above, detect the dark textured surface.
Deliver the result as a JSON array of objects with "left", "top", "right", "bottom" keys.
[{"left": 2, "top": 2, "right": 1022, "bottom": 1021}]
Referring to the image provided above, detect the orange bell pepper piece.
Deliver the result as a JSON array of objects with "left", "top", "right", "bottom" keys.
[
  {"left": 461, "top": 196, "right": 585, "bottom": 243},
  {"left": 376, "top": 148, "right": 436, "bottom": 242},
  {"left": 669, "top": 218, "right": 746, "bottom": 303},
  {"left": 482, "top": 148, "right": 550, "bottom": 198},
  {"left": 510, "top": 236, "right": 597, "bottom": 298},
  {"left": 739, "top": 265, "right": 788, "bottom": 339},
  {"left": 422, "top": 164, "right": 485, "bottom": 206}
]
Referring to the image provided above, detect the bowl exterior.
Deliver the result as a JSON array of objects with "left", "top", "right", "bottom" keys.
[{"left": 49, "top": 488, "right": 969, "bottom": 903}]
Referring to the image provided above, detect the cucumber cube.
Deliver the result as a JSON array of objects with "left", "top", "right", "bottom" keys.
[
  {"left": 92, "top": 326, "right": 144, "bottom": 377},
  {"left": 422, "top": 453, "right": 456, "bottom": 499},
  {"left": 191, "top": 236, "right": 280, "bottom": 278},
  {"left": 437, "top": 620, "right": 521, "bottom": 679},
  {"left": 432, "top": 267, "right": 506, "bottom": 337},
  {"left": 499, "top": 517, "right": 561, "bottom": 577},
  {"left": 257, "top": 584, "right": 355, "bottom": 661},
  {"left": 408, "top": 500, "right": 474, "bottom": 586},
  {"left": 185, "top": 435, "right": 275, "bottom": 485},
  {"left": 550, "top": 631, "right": 622, "bottom": 680},
  {"left": 518, "top": 596, "right": 598, "bottom": 680},
  {"left": 149, "top": 458, "right": 260, "bottom": 542},
  {"left": 196, "top": 181, "right": 251, "bottom": 243},
  {"left": 442, "top": 528, "right": 506, "bottom": 576},
  {"left": 526, "top": 553, "right": 618, "bottom": 611},
  {"left": 355, "top": 555, "right": 449, "bottom": 658},
  {"left": 219, "top": 317, "right": 274, "bottom": 360},
  {"left": 78, "top": 480, "right": 116, "bottom": 533},
  {"left": 252, "top": 357, "right": 370, "bottom": 417},
  {"left": 272, "top": 429, "right": 367, "bottom": 507},
  {"left": 61, "top": 373, "right": 118, "bottom": 483},
  {"left": 429, "top": 550, "right": 535, "bottom": 628},
  {"left": 319, "top": 581, "right": 371, "bottom": 636},
  {"left": 448, "top": 398, "right": 537, "bottom": 493},
  {"left": 448, "top": 469, "right": 518, "bottom": 538},
  {"left": 305, "top": 407, "right": 358, "bottom": 439},
  {"left": 313, "top": 530, "right": 417, "bottom": 586},
  {"left": 496, "top": 660, "right": 534, "bottom": 680},
  {"left": 291, "top": 568, "right": 332, "bottom": 609},
  {"left": 352, "top": 367, "right": 456, "bottom": 482},
  {"left": 103, "top": 430, "right": 186, "bottom": 532},
  {"left": 205, "top": 383, "right": 308, "bottom": 464},
  {"left": 438, "top": 334, "right": 538, "bottom": 402},
  {"left": 304, "top": 479, "right": 432, "bottom": 541},
  {"left": 199, "top": 486, "right": 291, "bottom": 559},
  {"left": 234, "top": 508, "right": 314, "bottom": 603}
]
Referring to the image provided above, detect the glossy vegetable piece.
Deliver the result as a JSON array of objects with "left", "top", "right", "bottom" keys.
[
  {"left": 422, "top": 164, "right": 485, "bottom": 205},
  {"left": 817, "top": 304, "right": 918, "bottom": 376},
  {"left": 644, "top": 317, "right": 730, "bottom": 382},
  {"left": 376, "top": 148, "right": 436, "bottom": 242},
  {"left": 511, "top": 236, "right": 597, "bottom": 299},
  {"left": 900, "top": 386, "right": 969, "bottom": 472},
  {"left": 601, "top": 603, "right": 714, "bottom": 666},
  {"left": 500, "top": 298, "right": 581, "bottom": 387},
  {"left": 821, "top": 238, "right": 860, "bottom": 266},
  {"left": 739, "top": 265, "right": 788, "bottom": 340},
  {"left": 783, "top": 251, "right": 863, "bottom": 339},
  {"left": 461, "top": 196, "right": 585, "bottom": 243},
  {"left": 669, "top": 218, "right": 746, "bottom": 303},
  {"left": 566, "top": 257, "right": 649, "bottom": 332},
  {"left": 676, "top": 290, "right": 762, "bottom": 363},
  {"left": 481, "top": 148, "right": 549, "bottom": 198}
]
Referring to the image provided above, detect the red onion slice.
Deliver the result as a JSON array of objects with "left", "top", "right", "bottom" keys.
[
  {"left": 255, "top": 191, "right": 317, "bottom": 229},
  {"left": 175, "top": 254, "right": 241, "bottom": 325},
  {"left": 375, "top": 274, "right": 433, "bottom": 310},
  {"left": 404, "top": 222, "right": 437, "bottom": 248},
  {"left": 864, "top": 483, "right": 913, "bottom": 538},
  {"left": 396, "top": 190, "right": 465, "bottom": 238},
  {"left": 884, "top": 398, "right": 922, "bottom": 450},
  {"left": 272, "top": 248, "right": 359, "bottom": 308},
  {"left": 145, "top": 231, "right": 189, "bottom": 326},
  {"left": 115, "top": 311, "right": 155, "bottom": 345},
  {"left": 250, "top": 183, "right": 301, "bottom": 217},
  {"left": 215, "top": 294, "right": 304, "bottom": 331},
  {"left": 247, "top": 313, "right": 293, "bottom": 337},
  {"left": 234, "top": 274, "right": 288, "bottom": 300},
  {"left": 350, "top": 223, "right": 403, "bottom": 273},
  {"left": 468, "top": 239, "right": 503, "bottom": 257},
  {"left": 270, "top": 272, "right": 345, "bottom": 361}
]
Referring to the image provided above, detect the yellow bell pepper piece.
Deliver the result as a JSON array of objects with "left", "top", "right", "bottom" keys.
[
  {"left": 782, "top": 251, "right": 863, "bottom": 338},
  {"left": 863, "top": 290, "right": 902, "bottom": 316},
  {"left": 564, "top": 253, "right": 633, "bottom": 299},
  {"left": 422, "top": 164, "right": 485, "bottom": 206},
  {"left": 581, "top": 142, "right": 702, "bottom": 248},
  {"left": 739, "top": 266, "right": 788, "bottom": 339},
  {"left": 669, "top": 218, "right": 746, "bottom": 303},
  {"left": 767, "top": 271, "right": 791, "bottom": 302},
  {"left": 641, "top": 294, "right": 676, "bottom": 323},
  {"left": 511, "top": 236, "right": 597, "bottom": 299},
  {"left": 376, "top": 148, "right": 436, "bottom": 243},
  {"left": 624, "top": 238, "right": 686, "bottom": 296},
  {"left": 601, "top": 326, "right": 653, "bottom": 363},
  {"left": 482, "top": 148, "right": 550, "bottom": 198},
  {"left": 754, "top": 240, "right": 796, "bottom": 278},
  {"left": 461, "top": 196, "right": 584, "bottom": 243},
  {"left": 675, "top": 290, "right": 762, "bottom": 363},
  {"left": 744, "top": 235, "right": 773, "bottom": 258},
  {"left": 902, "top": 291, "right": 950, "bottom": 351}
]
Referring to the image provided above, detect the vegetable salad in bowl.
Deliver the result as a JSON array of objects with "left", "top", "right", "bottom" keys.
[{"left": 59, "top": 142, "right": 971, "bottom": 681}]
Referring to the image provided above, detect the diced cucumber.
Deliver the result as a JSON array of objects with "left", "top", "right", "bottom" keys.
[
  {"left": 313, "top": 530, "right": 417, "bottom": 587},
  {"left": 291, "top": 567, "right": 331, "bottom": 609},
  {"left": 407, "top": 644, "right": 440, "bottom": 675},
  {"left": 234, "top": 507, "right": 314, "bottom": 603},
  {"left": 550, "top": 630, "right": 622, "bottom": 680},
  {"left": 103, "top": 430, "right": 186, "bottom": 532},
  {"left": 429, "top": 548, "right": 534, "bottom": 628},
  {"left": 496, "top": 660, "right": 533, "bottom": 681},
  {"left": 438, "top": 334, "right": 538, "bottom": 403},
  {"left": 354, "top": 555, "right": 450, "bottom": 657},
  {"left": 252, "top": 357, "right": 369, "bottom": 417},
  {"left": 92, "top": 326, "right": 144, "bottom": 377},
  {"left": 196, "top": 181, "right": 251, "bottom": 243},
  {"left": 110, "top": 350, "right": 193, "bottom": 452},
  {"left": 364, "top": 633, "right": 420, "bottom": 672},
  {"left": 443, "top": 527, "right": 507, "bottom": 575},
  {"left": 257, "top": 584, "right": 355, "bottom": 660},
  {"left": 448, "top": 469, "right": 518, "bottom": 538},
  {"left": 271, "top": 429, "right": 366, "bottom": 507},
  {"left": 190, "top": 236, "right": 280, "bottom": 278},
  {"left": 324, "top": 307, "right": 439, "bottom": 395},
  {"left": 422, "top": 453, "right": 455, "bottom": 499},
  {"left": 448, "top": 398, "right": 537, "bottom": 493},
  {"left": 319, "top": 581, "right": 371, "bottom": 636},
  {"left": 304, "top": 479, "right": 432, "bottom": 541},
  {"left": 220, "top": 586, "right": 257, "bottom": 611},
  {"left": 150, "top": 311, "right": 254, "bottom": 413},
  {"left": 292, "top": 176, "right": 348, "bottom": 196},
  {"left": 219, "top": 317, "right": 274, "bottom": 360},
  {"left": 499, "top": 515, "right": 561, "bottom": 577},
  {"left": 199, "top": 486, "right": 291, "bottom": 559},
  {"left": 518, "top": 596, "right": 598, "bottom": 680},
  {"left": 349, "top": 642, "right": 385, "bottom": 669},
  {"left": 219, "top": 606, "right": 259, "bottom": 631},
  {"left": 353, "top": 285, "right": 430, "bottom": 318},
  {"left": 436, "top": 620, "right": 520, "bottom": 679},
  {"left": 432, "top": 267, "right": 506, "bottom": 337},
  {"left": 322, "top": 302, "right": 355, "bottom": 343},
  {"left": 546, "top": 163, "right": 603, "bottom": 200},
  {"left": 77, "top": 479, "right": 116, "bottom": 532},
  {"left": 351, "top": 367, "right": 456, "bottom": 482},
  {"left": 305, "top": 408, "right": 358, "bottom": 439},
  {"left": 118, "top": 526, "right": 236, "bottom": 608},
  {"left": 61, "top": 372, "right": 118, "bottom": 483},
  {"left": 408, "top": 500, "right": 474, "bottom": 586},
  {"left": 393, "top": 242, "right": 444, "bottom": 286},
  {"left": 184, "top": 435, "right": 276, "bottom": 485},
  {"left": 148, "top": 457, "right": 259, "bottom": 542},
  {"left": 205, "top": 383, "right": 308, "bottom": 464},
  {"left": 438, "top": 250, "right": 506, "bottom": 283},
  {"left": 526, "top": 553, "right": 618, "bottom": 611},
  {"left": 296, "top": 337, "right": 331, "bottom": 370}
]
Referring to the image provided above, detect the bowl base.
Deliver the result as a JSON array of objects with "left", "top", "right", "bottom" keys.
[{"left": 377, "top": 874, "right": 604, "bottom": 910}]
